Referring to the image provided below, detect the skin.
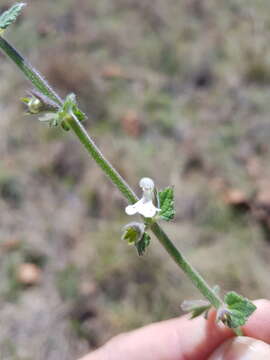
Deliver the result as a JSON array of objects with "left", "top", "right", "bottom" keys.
[{"left": 78, "top": 299, "right": 270, "bottom": 360}]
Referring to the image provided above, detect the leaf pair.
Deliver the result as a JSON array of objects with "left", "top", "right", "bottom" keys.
[{"left": 182, "top": 291, "right": 256, "bottom": 329}]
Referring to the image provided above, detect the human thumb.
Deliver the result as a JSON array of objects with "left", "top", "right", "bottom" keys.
[{"left": 208, "top": 336, "right": 270, "bottom": 360}]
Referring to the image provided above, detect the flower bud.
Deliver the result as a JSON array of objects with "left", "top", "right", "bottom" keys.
[
  {"left": 122, "top": 222, "right": 145, "bottom": 244},
  {"left": 139, "top": 177, "right": 155, "bottom": 191},
  {"left": 27, "top": 97, "right": 42, "bottom": 114},
  {"left": 216, "top": 305, "right": 233, "bottom": 327},
  {"left": 22, "top": 89, "right": 59, "bottom": 115}
]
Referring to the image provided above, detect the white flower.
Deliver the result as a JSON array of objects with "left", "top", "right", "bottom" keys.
[{"left": 125, "top": 177, "right": 160, "bottom": 218}]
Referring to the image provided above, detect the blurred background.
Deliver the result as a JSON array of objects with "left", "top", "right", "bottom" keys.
[{"left": 1, "top": 0, "right": 270, "bottom": 358}]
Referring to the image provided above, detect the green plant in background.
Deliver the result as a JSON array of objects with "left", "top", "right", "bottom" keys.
[{"left": 0, "top": 3, "right": 256, "bottom": 336}]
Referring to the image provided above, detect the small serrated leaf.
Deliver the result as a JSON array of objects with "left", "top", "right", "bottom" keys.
[
  {"left": 158, "top": 187, "right": 175, "bottom": 221},
  {"left": 135, "top": 232, "right": 151, "bottom": 256},
  {"left": 0, "top": 3, "right": 26, "bottom": 32},
  {"left": 223, "top": 291, "right": 256, "bottom": 328}
]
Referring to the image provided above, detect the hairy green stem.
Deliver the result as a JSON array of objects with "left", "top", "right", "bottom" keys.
[
  {"left": 0, "top": 35, "right": 241, "bottom": 334},
  {"left": 0, "top": 37, "right": 62, "bottom": 106},
  {"left": 68, "top": 114, "right": 241, "bottom": 335},
  {"left": 68, "top": 115, "right": 225, "bottom": 306},
  {"left": 151, "top": 222, "right": 222, "bottom": 308},
  {"left": 67, "top": 115, "right": 137, "bottom": 204}
]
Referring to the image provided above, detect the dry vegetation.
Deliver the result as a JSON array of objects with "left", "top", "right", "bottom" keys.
[{"left": 1, "top": 0, "right": 270, "bottom": 358}]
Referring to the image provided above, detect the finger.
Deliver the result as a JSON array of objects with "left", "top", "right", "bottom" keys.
[
  {"left": 208, "top": 337, "right": 270, "bottom": 360},
  {"left": 78, "top": 309, "right": 233, "bottom": 360},
  {"left": 243, "top": 299, "right": 270, "bottom": 343},
  {"left": 78, "top": 299, "right": 270, "bottom": 360}
]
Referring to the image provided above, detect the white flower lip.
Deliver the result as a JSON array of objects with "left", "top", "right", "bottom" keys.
[
  {"left": 125, "top": 177, "right": 160, "bottom": 218},
  {"left": 125, "top": 198, "right": 160, "bottom": 218}
]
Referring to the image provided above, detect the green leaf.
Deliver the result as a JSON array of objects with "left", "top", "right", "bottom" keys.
[
  {"left": 223, "top": 291, "right": 256, "bottom": 328},
  {"left": 181, "top": 299, "right": 211, "bottom": 319},
  {"left": 190, "top": 305, "right": 211, "bottom": 319},
  {"left": 135, "top": 233, "right": 151, "bottom": 256},
  {"left": 0, "top": 3, "right": 26, "bottom": 33},
  {"left": 158, "top": 187, "right": 175, "bottom": 221}
]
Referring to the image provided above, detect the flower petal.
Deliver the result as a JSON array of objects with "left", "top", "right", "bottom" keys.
[
  {"left": 125, "top": 199, "right": 144, "bottom": 215},
  {"left": 138, "top": 201, "right": 160, "bottom": 218},
  {"left": 125, "top": 204, "right": 138, "bottom": 215},
  {"left": 125, "top": 197, "right": 160, "bottom": 218}
]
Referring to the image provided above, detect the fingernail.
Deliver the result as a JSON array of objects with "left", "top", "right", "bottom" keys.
[{"left": 209, "top": 336, "right": 270, "bottom": 360}]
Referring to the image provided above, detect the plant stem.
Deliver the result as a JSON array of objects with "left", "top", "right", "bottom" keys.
[
  {"left": 68, "top": 113, "right": 241, "bottom": 336},
  {"left": 0, "top": 35, "right": 241, "bottom": 334},
  {"left": 0, "top": 37, "right": 62, "bottom": 106},
  {"left": 67, "top": 115, "right": 138, "bottom": 204},
  {"left": 68, "top": 115, "right": 224, "bottom": 307},
  {"left": 150, "top": 222, "right": 223, "bottom": 308}
]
